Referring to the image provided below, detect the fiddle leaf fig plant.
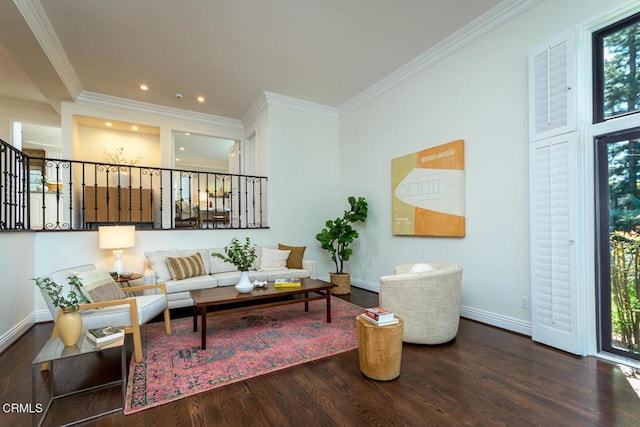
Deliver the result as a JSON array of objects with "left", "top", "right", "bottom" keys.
[{"left": 316, "top": 196, "right": 368, "bottom": 274}]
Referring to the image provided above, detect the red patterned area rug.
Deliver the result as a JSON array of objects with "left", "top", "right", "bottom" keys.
[{"left": 125, "top": 297, "right": 362, "bottom": 414}]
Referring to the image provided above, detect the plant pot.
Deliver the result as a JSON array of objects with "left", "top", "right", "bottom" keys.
[
  {"left": 235, "top": 271, "right": 254, "bottom": 293},
  {"left": 57, "top": 310, "right": 83, "bottom": 346},
  {"left": 330, "top": 272, "right": 351, "bottom": 295}
]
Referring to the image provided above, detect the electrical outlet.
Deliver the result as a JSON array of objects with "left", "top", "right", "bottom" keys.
[{"left": 521, "top": 296, "right": 530, "bottom": 309}]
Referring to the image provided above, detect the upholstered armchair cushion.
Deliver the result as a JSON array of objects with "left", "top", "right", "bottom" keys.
[{"left": 379, "top": 262, "right": 462, "bottom": 344}]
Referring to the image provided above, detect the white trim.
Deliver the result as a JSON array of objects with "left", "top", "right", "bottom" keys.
[
  {"left": 350, "top": 278, "right": 379, "bottom": 293},
  {"left": 461, "top": 306, "right": 532, "bottom": 336},
  {"left": 241, "top": 93, "right": 269, "bottom": 126},
  {"left": 339, "top": 0, "right": 543, "bottom": 115},
  {"left": 35, "top": 308, "right": 53, "bottom": 323},
  {"left": 596, "top": 351, "right": 640, "bottom": 371},
  {"left": 0, "top": 313, "right": 36, "bottom": 354},
  {"left": 264, "top": 92, "right": 339, "bottom": 118},
  {"left": 13, "top": 0, "right": 82, "bottom": 99},
  {"left": 575, "top": 0, "right": 640, "bottom": 357},
  {"left": 76, "top": 91, "right": 244, "bottom": 128}
]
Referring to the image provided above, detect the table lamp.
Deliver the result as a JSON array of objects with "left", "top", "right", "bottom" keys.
[{"left": 98, "top": 225, "right": 136, "bottom": 274}]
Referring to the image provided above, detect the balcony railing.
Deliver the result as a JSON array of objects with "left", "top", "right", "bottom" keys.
[{"left": 0, "top": 139, "right": 268, "bottom": 231}]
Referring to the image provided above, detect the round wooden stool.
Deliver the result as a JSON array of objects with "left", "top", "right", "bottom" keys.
[{"left": 356, "top": 315, "right": 404, "bottom": 381}]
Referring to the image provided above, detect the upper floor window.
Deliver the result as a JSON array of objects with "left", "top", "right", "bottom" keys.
[{"left": 593, "top": 12, "right": 640, "bottom": 123}]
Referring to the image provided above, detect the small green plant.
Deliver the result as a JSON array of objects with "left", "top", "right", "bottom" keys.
[
  {"left": 212, "top": 237, "right": 257, "bottom": 272},
  {"left": 316, "top": 196, "right": 368, "bottom": 274},
  {"left": 34, "top": 275, "right": 86, "bottom": 312}
]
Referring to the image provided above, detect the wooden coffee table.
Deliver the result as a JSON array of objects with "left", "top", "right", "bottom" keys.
[{"left": 190, "top": 278, "right": 334, "bottom": 350}]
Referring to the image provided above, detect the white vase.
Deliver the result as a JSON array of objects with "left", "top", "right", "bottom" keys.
[
  {"left": 235, "top": 271, "right": 254, "bottom": 293},
  {"left": 110, "top": 169, "right": 130, "bottom": 187}
]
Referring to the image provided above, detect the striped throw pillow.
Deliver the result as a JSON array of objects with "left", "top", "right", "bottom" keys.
[{"left": 166, "top": 253, "right": 206, "bottom": 280}]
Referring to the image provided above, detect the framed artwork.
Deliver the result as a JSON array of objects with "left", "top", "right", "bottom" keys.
[{"left": 391, "top": 139, "right": 465, "bottom": 237}]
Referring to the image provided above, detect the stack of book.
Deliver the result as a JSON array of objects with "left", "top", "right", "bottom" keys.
[
  {"left": 360, "top": 307, "right": 399, "bottom": 326},
  {"left": 274, "top": 278, "right": 301, "bottom": 288},
  {"left": 86, "top": 326, "right": 124, "bottom": 347}
]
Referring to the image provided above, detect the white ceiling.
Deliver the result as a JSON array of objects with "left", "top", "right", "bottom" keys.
[{"left": 0, "top": 0, "right": 509, "bottom": 120}]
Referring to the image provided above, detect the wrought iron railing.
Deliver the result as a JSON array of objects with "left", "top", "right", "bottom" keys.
[{"left": 0, "top": 139, "right": 268, "bottom": 231}]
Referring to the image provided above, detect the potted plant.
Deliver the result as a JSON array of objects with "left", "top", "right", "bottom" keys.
[
  {"left": 212, "top": 237, "right": 257, "bottom": 293},
  {"left": 102, "top": 146, "right": 141, "bottom": 187},
  {"left": 316, "top": 196, "right": 368, "bottom": 294},
  {"left": 34, "top": 275, "right": 86, "bottom": 346}
]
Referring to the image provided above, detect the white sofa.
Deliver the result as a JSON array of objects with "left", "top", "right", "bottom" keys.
[{"left": 144, "top": 246, "right": 316, "bottom": 309}]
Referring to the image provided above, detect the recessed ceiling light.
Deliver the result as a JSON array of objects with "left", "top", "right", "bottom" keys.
[
  {"left": 105, "top": 122, "right": 113, "bottom": 127},
  {"left": 197, "top": 96, "right": 205, "bottom": 103},
  {"left": 140, "top": 84, "right": 148, "bottom": 91},
  {"left": 179, "top": 147, "right": 185, "bottom": 151},
  {"left": 185, "top": 132, "right": 190, "bottom": 136},
  {"left": 176, "top": 158, "right": 180, "bottom": 162},
  {"left": 132, "top": 125, "right": 139, "bottom": 131}
]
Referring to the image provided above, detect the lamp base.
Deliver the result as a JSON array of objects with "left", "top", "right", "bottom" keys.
[{"left": 113, "top": 249, "right": 125, "bottom": 274}]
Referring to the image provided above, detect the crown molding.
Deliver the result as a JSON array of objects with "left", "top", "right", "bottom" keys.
[
  {"left": 77, "top": 91, "right": 244, "bottom": 128},
  {"left": 13, "top": 0, "right": 83, "bottom": 100},
  {"left": 339, "top": 0, "right": 544, "bottom": 116},
  {"left": 241, "top": 92, "right": 269, "bottom": 126},
  {"left": 242, "top": 91, "right": 339, "bottom": 127},
  {"left": 263, "top": 92, "right": 339, "bottom": 118}
]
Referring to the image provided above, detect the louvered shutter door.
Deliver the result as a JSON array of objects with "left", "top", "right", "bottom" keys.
[
  {"left": 530, "top": 135, "right": 580, "bottom": 353},
  {"left": 528, "top": 30, "right": 583, "bottom": 355},
  {"left": 529, "top": 31, "right": 575, "bottom": 142}
]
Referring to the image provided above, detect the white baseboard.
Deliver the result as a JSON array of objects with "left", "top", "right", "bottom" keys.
[
  {"left": 350, "top": 278, "right": 379, "bottom": 293},
  {"left": 0, "top": 313, "right": 35, "bottom": 354},
  {"left": 35, "top": 309, "right": 53, "bottom": 323},
  {"left": 460, "top": 305, "right": 532, "bottom": 336},
  {"left": 350, "top": 278, "right": 532, "bottom": 336}
]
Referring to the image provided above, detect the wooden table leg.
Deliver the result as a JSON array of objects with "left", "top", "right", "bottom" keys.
[
  {"left": 304, "top": 292, "right": 309, "bottom": 312},
  {"left": 193, "top": 305, "right": 198, "bottom": 332},
  {"left": 201, "top": 306, "right": 207, "bottom": 350},
  {"left": 326, "top": 290, "right": 332, "bottom": 323}
]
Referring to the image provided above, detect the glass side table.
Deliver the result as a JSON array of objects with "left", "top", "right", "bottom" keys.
[{"left": 32, "top": 330, "right": 126, "bottom": 427}]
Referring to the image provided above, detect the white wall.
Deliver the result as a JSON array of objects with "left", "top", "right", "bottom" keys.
[
  {"left": 0, "top": 96, "right": 60, "bottom": 143},
  {"left": 266, "top": 104, "right": 342, "bottom": 277},
  {"left": 75, "top": 125, "right": 160, "bottom": 167},
  {"left": 0, "top": 232, "right": 36, "bottom": 353},
  {"left": 61, "top": 100, "right": 245, "bottom": 167},
  {"left": 339, "top": 0, "right": 631, "bottom": 333}
]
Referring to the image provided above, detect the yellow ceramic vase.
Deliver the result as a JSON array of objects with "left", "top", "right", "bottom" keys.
[{"left": 57, "top": 310, "right": 83, "bottom": 346}]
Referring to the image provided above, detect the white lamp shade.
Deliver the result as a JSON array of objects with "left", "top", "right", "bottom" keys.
[{"left": 98, "top": 225, "right": 136, "bottom": 249}]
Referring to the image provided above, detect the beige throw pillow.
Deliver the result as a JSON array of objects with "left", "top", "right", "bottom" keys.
[
  {"left": 258, "top": 248, "right": 290, "bottom": 271},
  {"left": 77, "top": 269, "right": 126, "bottom": 302},
  {"left": 145, "top": 249, "right": 178, "bottom": 283},
  {"left": 166, "top": 253, "right": 206, "bottom": 280}
]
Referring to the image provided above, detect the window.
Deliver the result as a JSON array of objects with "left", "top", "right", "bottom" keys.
[{"left": 593, "top": 12, "right": 640, "bottom": 122}]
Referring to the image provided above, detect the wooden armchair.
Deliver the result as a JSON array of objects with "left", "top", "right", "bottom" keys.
[{"left": 42, "top": 265, "right": 171, "bottom": 368}]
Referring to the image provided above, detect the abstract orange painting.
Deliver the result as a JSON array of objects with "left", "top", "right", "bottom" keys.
[{"left": 391, "top": 139, "right": 465, "bottom": 236}]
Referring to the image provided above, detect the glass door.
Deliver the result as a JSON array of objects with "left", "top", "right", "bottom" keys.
[{"left": 596, "top": 128, "right": 640, "bottom": 361}]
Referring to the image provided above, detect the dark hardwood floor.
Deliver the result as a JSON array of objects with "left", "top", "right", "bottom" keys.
[{"left": 2, "top": 288, "right": 639, "bottom": 426}]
